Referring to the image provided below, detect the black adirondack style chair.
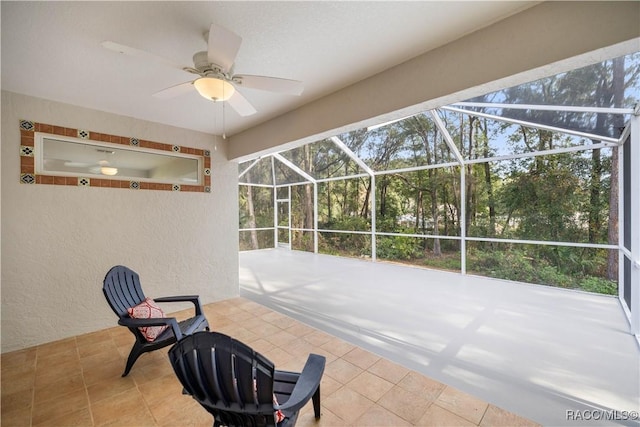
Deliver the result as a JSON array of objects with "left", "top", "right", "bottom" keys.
[
  {"left": 103, "top": 265, "right": 210, "bottom": 377},
  {"left": 169, "top": 331, "right": 326, "bottom": 427}
]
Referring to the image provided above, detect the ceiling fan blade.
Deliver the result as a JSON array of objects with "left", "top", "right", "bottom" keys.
[
  {"left": 152, "top": 81, "right": 194, "bottom": 99},
  {"left": 101, "top": 41, "right": 185, "bottom": 71},
  {"left": 234, "top": 75, "right": 304, "bottom": 96},
  {"left": 207, "top": 23, "right": 242, "bottom": 73},
  {"left": 226, "top": 90, "right": 257, "bottom": 117}
]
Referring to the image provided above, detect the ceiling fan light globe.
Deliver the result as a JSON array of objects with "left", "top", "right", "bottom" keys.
[
  {"left": 194, "top": 77, "right": 235, "bottom": 101},
  {"left": 101, "top": 166, "right": 118, "bottom": 176}
]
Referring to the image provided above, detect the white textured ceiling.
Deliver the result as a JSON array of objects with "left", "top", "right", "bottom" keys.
[{"left": 1, "top": 1, "right": 536, "bottom": 136}]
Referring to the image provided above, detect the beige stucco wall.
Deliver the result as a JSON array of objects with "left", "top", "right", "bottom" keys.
[
  {"left": 1, "top": 91, "right": 239, "bottom": 352},
  {"left": 228, "top": 1, "right": 640, "bottom": 161}
]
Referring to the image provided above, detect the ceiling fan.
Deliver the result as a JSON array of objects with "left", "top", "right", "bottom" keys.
[
  {"left": 46, "top": 148, "right": 119, "bottom": 175},
  {"left": 101, "top": 23, "right": 304, "bottom": 117}
]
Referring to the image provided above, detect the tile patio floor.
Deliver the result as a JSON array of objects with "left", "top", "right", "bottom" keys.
[{"left": 1, "top": 298, "right": 538, "bottom": 426}]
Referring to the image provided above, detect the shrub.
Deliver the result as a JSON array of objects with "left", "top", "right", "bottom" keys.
[
  {"left": 377, "top": 235, "right": 421, "bottom": 260},
  {"left": 579, "top": 277, "right": 617, "bottom": 295}
]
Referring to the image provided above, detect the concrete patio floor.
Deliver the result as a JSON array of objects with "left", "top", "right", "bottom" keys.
[{"left": 239, "top": 249, "right": 640, "bottom": 426}]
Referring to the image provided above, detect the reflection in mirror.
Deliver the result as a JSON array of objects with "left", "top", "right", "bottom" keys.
[{"left": 37, "top": 135, "right": 201, "bottom": 184}]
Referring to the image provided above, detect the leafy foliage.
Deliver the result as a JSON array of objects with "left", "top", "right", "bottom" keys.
[{"left": 239, "top": 53, "right": 640, "bottom": 296}]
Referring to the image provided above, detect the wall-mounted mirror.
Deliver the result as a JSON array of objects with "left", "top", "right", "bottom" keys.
[{"left": 36, "top": 134, "right": 202, "bottom": 184}]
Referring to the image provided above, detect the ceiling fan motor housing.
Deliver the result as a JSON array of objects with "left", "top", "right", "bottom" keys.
[{"left": 192, "top": 51, "right": 224, "bottom": 76}]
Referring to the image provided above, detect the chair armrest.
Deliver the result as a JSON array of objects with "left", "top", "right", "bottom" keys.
[
  {"left": 275, "top": 354, "right": 326, "bottom": 414},
  {"left": 153, "top": 295, "right": 203, "bottom": 316},
  {"left": 118, "top": 316, "right": 183, "bottom": 340}
]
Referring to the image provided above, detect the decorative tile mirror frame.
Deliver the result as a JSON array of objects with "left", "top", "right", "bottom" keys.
[{"left": 19, "top": 120, "right": 211, "bottom": 192}]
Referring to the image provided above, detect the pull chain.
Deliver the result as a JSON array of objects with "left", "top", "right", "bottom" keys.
[{"left": 222, "top": 83, "right": 226, "bottom": 139}]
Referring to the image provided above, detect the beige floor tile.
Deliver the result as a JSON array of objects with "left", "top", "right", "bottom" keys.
[
  {"left": 87, "top": 375, "right": 137, "bottom": 405},
  {"left": 168, "top": 308, "right": 196, "bottom": 322},
  {"left": 303, "top": 330, "right": 334, "bottom": 347},
  {"left": 36, "top": 357, "right": 83, "bottom": 388},
  {"left": 36, "top": 337, "right": 77, "bottom": 357},
  {"left": 1, "top": 406, "right": 32, "bottom": 427},
  {"left": 129, "top": 363, "right": 174, "bottom": 387},
  {"left": 208, "top": 300, "right": 245, "bottom": 316},
  {"left": 346, "top": 371, "right": 394, "bottom": 402},
  {"left": 274, "top": 354, "right": 307, "bottom": 373},
  {"left": 235, "top": 316, "right": 268, "bottom": 331},
  {"left": 36, "top": 347, "right": 80, "bottom": 370},
  {"left": 33, "top": 407, "right": 94, "bottom": 427},
  {"left": 323, "top": 386, "right": 375, "bottom": 423},
  {"left": 319, "top": 373, "right": 344, "bottom": 398},
  {"left": 377, "top": 385, "right": 433, "bottom": 424},
  {"left": 264, "top": 329, "right": 299, "bottom": 347},
  {"left": 435, "top": 386, "right": 489, "bottom": 424},
  {"left": 108, "top": 326, "right": 132, "bottom": 339},
  {"left": 116, "top": 344, "right": 136, "bottom": 360},
  {"left": 325, "top": 357, "right": 363, "bottom": 384},
  {"left": 224, "top": 309, "right": 255, "bottom": 322},
  {"left": 354, "top": 403, "right": 413, "bottom": 426},
  {"left": 297, "top": 406, "right": 349, "bottom": 426},
  {"left": 203, "top": 313, "right": 235, "bottom": 329},
  {"left": 418, "top": 403, "right": 477, "bottom": 426},
  {"left": 91, "top": 389, "right": 155, "bottom": 427},
  {"left": 1, "top": 348, "right": 37, "bottom": 370},
  {"left": 78, "top": 339, "right": 118, "bottom": 359},
  {"left": 35, "top": 351, "right": 82, "bottom": 389},
  {"left": 398, "top": 371, "right": 446, "bottom": 401},
  {"left": 76, "top": 329, "right": 113, "bottom": 348},
  {"left": 321, "top": 337, "right": 357, "bottom": 357},
  {"left": 285, "top": 322, "right": 317, "bottom": 338},
  {"left": 145, "top": 390, "right": 209, "bottom": 426},
  {"left": 285, "top": 338, "right": 317, "bottom": 359},
  {"left": 480, "top": 404, "right": 542, "bottom": 427},
  {"left": 247, "top": 338, "right": 277, "bottom": 355},
  {"left": 342, "top": 347, "right": 381, "bottom": 370},
  {"left": 303, "top": 346, "right": 339, "bottom": 364},
  {"left": 110, "top": 333, "right": 134, "bottom": 349},
  {"left": 1, "top": 369, "right": 36, "bottom": 396},
  {"left": 235, "top": 298, "right": 267, "bottom": 311},
  {"left": 1, "top": 362, "right": 37, "bottom": 387},
  {"left": 261, "top": 310, "right": 298, "bottom": 328},
  {"left": 246, "top": 321, "right": 281, "bottom": 337},
  {"left": 31, "top": 387, "right": 89, "bottom": 426},
  {"left": 368, "top": 358, "right": 410, "bottom": 384},
  {"left": 1, "top": 388, "right": 33, "bottom": 415},
  {"left": 34, "top": 372, "right": 85, "bottom": 405},
  {"left": 220, "top": 325, "right": 260, "bottom": 343},
  {"left": 80, "top": 348, "right": 121, "bottom": 372},
  {"left": 138, "top": 372, "right": 184, "bottom": 405},
  {"left": 83, "top": 358, "right": 130, "bottom": 386}
]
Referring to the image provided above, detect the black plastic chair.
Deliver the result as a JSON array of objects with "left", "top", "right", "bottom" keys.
[
  {"left": 103, "top": 265, "right": 210, "bottom": 377},
  {"left": 169, "top": 331, "right": 326, "bottom": 427}
]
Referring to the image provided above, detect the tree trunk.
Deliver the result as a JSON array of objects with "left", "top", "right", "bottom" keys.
[
  {"left": 465, "top": 117, "right": 476, "bottom": 233},
  {"left": 245, "top": 171, "right": 260, "bottom": 250},
  {"left": 326, "top": 182, "right": 332, "bottom": 221},
  {"left": 379, "top": 179, "right": 388, "bottom": 217},
  {"left": 588, "top": 148, "right": 602, "bottom": 243},
  {"left": 608, "top": 149, "right": 619, "bottom": 280},
  {"left": 607, "top": 56, "right": 625, "bottom": 279},
  {"left": 360, "top": 177, "right": 371, "bottom": 218}
]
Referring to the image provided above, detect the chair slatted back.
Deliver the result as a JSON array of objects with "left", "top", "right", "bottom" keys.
[
  {"left": 169, "top": 331, "right": 277, "bottom": 427},
  {"left": 103, "top": 265, "right": 146, "bottom": 318}
]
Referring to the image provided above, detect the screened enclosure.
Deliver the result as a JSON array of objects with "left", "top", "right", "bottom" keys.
[{"left": 240, "top": 52, "right": 640, "bottom": 340}]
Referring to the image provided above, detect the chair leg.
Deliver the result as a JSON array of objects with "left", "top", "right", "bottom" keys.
[
  {"left": 312, "top": 385, "right": 321, "bottom": 419},
  {"left": 122, "top": 342, "right": 145, "bottom": 377}
]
